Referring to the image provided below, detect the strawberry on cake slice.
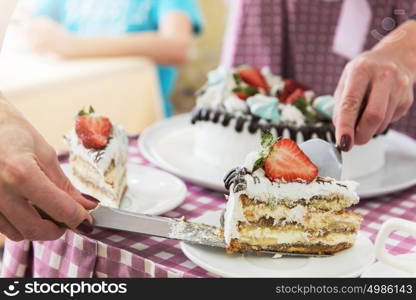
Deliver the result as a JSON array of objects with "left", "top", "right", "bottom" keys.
[
  {"left": 65, "top": 107, "right": 128, "bottom": 208},
  {"left": 223, "top": 134, "right": 362, "bottom": 255}
]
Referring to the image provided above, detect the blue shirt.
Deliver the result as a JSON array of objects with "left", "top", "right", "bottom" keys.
[{"left": 32, "top": 0, "right": 203, "bottom": 117}]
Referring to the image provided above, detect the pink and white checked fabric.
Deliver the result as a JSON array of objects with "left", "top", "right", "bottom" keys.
[
  {"left": 1, "top": 136, "right": 416, "bottom": 278},
  {"left": 223, "top": 0, "right": 416, "bottom": 138}
]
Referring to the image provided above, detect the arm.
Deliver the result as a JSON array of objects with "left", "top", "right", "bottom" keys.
[
  {"left": 0, "top": 0, "right": 17, "bottom": 48},
  {"left": 0, "top": 96, "right": 97, "bottom": 240},
  {"left": 333, "top": 20, "right": 416, "bottom": 150},
  {"left": 28, "top": 12, "right": 194, "bottom": 65},
  {"left": 0, "top": 1, "right": 96, "bottom": 240}
]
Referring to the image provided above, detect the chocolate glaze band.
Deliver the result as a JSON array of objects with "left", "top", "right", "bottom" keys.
[
  {"left": 191, "top": 107, "right": 336, "bottom": 142},
  {"left": 191, "top": 107, "right": 389, "bottom": 142}
]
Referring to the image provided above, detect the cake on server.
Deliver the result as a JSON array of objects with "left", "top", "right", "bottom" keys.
[
  {"left": 66, "top": 107, "right": 128, "bottom": 208},
  {"left": 191, "top": 65, "right": 386, "bottom": 179},
  {"left": 222, "top": 134, "right": 363, "bottom": 255}
]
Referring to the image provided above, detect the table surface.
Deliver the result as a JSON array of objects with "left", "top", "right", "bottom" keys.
[{"left": 2, "top": 136, "right": 416, "bottom": 278}]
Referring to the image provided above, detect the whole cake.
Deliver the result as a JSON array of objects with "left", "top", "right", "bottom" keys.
[
  {"left": 222, "top": 134, "right": 363, "bottom": 255},
  {"left": 66, "top": 107, "right": 128, "bottom": 208},
  {"left": 191, "top": 65, "right": 386, "bottom": 179}
]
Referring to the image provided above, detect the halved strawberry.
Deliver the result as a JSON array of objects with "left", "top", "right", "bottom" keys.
[
  {"left": 264, "top": 138, "right": 318, "bottom": 183},
  {"left": 278, "top": 79, "right": 309, "bottom": 103},
  {"left": 75, "top": 113, "right": 112, "bottom": 150},
  {"left": 235, "top": 92, "right": 248, "bottom": 100},
  {"left": 285, "top": 88, "right": 305, "bottom": 104},
  {"left": 237, "top": 67, "right": 269, "bottom": 91}
]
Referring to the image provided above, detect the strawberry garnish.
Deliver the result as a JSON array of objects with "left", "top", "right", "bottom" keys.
[
  {"left": 285, "top": 88, "right": 305, "bottom": 104},
  {"left": 263, "top": 138, "right": 318, "bottom": 183},
  {"left": 75, "top": 107, "right": 112, "bottom": 150},
  {"left": 232, "top": 85, "right": 259, "bottom": 100},
  {"left": 235, "top": 92, "right": 248, "bottom": 100},
  {"left": 237, "top": 66, "right": 270, "bottom": 91},
  {"left": 278, "top": 79, "right": 309, "bottom": 103}
]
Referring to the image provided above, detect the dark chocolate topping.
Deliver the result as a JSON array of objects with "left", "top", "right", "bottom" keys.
[
  {"left": 192, "top": 107, "right": 335, "bottom": 143},
  {"left": 235, "top": 116, "right": 246, "bottom": 132},
  {"left": 191, "top": 107, "right": 388, "bottom": 143},
  {"left": 224, "top": 167, "right": 249, "bottom": 192}
]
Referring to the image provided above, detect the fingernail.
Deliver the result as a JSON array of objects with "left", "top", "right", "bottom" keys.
[
  {"left": 340, "top": 135, "right": 351, "bottom": 152},
  {"left": 76, "top": 219, "right": 93, "bottom": 234},
  {"left": 81, "top": 193, "right": 100, "bottom": 203}
]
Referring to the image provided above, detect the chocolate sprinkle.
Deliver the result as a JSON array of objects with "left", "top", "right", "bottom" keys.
[{"left": 223, "top": 167, "right": 249, "bottom": 192}]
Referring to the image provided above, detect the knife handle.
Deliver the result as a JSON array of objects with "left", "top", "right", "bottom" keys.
[{"left": 34, "top": 206, "right": 67, "bottom": 228}]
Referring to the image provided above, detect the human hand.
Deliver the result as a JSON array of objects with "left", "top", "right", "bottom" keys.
[
  {"left": 333, "top": 48, "right": 414, "bottom": 151},
  {"left": 24, "top": 17, "right": 78, "bottom": 58},
  {"left": 0, "top": 95, "right": 98, "bottom": 241}
]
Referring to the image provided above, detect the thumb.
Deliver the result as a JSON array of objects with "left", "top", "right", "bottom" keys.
[
  {"left": 40, "top": 152, "right": 99, "bottom": 210},
  {"left": 54, "top": 164, "right": 100, "bottom": 210}
]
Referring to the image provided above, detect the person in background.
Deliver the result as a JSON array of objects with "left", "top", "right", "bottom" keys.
[
  {"left": 25, "top": 0, "right": 203, "bottom": 117},
  {"left": 222, "top": 0, "right": 416, "bottom": 151}
]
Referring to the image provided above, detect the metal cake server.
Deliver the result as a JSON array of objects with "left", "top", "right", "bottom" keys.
[
  {"left": 299, "top": 139, "right": 343, "bottom": 180},
  {"left": 90, "top": 205, "right": 331, "bottom": 258}
]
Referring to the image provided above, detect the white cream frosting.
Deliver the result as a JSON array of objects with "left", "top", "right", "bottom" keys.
[
  {"left": 242, "top": 169, "right": 359, "bottom": 205},
  {"left": 224, "top": 94, "right": 248, "bottom": 113},
  {"left": 196, "top": 67, "right": 236, "bottom": 110},
  {"left": 242, "top": 151, "right": 259, "bottom": 172},
  {"left": 224, "top": 192, "right": 245, "bottom": 244},
  {"left": 207, "top": 65, "right": 227, "bottom": 86},
  {"left": 196, "top": 83, "right": 225, "bottom": 109},
  {"left": 279, "top": 104, "right": 305, "bottom": 127},
  {"left": 261, "top": 66, "right": 284, "bottom": 95},
  {"left": 304, "top": 90, "right": 315, "bottom": 102}
]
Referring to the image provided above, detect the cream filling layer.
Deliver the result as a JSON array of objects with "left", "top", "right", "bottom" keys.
[
  {"left": 238, "top": 227, "right": 356, "bottom": 246},
  {"left": 243, "top": 204, "right": 362, "bottom": 231},
  {"left": 70, "top": 156, "right": 127, "bottom": 208}
]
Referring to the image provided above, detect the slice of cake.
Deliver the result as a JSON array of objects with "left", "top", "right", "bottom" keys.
[
  {"left": 66, "top": 107, "right": 128, "bottom": 208},
  {"left": 222, "top": 134, "right": 363, "bottom": 255}
]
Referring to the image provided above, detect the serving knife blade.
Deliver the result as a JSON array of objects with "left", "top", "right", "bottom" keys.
[
  {"left": 91, "top": 205, "right": 225, "bottom": 248},
  {"left": 300, "top": 139, "right": 343, "bottom": 180},
  {"left": 90, "top": 205, "right": 331, "bottom": 258}
]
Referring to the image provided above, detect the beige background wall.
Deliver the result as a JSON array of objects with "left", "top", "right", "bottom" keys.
[{"left": 172, "top": 0, "right": 228, "bottom": 114}]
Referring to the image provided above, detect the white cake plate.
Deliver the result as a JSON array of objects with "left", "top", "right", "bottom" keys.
[
  {"left": 180, "top": 210, "right": 375, "bottom": 278},
  {"left": 361, "top": 254, "right": 416, "bottom": 278},
  {"left": 139, "top": 114, "right": 416, "bottom": 198},
  {"left": 61, "top": 163, "right": 187, "bottom": 215}
]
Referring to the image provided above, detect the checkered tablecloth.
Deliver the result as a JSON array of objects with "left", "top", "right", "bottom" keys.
[{"left": 1, "top": 137, "right": 416, "bottom": 278}]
